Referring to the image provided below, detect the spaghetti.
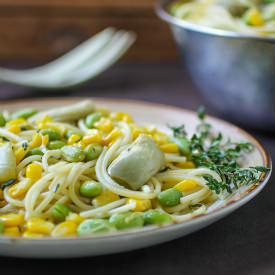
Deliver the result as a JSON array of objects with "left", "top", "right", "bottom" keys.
[{"left": 0, "top": 100, "right": 266, "bottom": 238}]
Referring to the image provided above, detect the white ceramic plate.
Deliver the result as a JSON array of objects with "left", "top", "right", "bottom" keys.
[{"left": 0, "top": 98, "right": 271, "bottom": 258}]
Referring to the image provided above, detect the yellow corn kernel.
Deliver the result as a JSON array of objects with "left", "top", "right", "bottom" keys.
[
  {"left": 22, "top": 231, "right": 43, "bottom": 238},
  {"left": 151, "top": 198, "right": 158, "bottom": 209},
  {"left": 174, "top": 179, "right": 198, "bottom": 192},
  {"left": 36, "top": 123, "right": 45, "bottom": 130},
  {"left": 247, "top": 9, "right": 265, "bottom": 26},
  {"left": 102, "top": 128, "right": 121, "bottom": 146},
  {"left": 127, "top": 198, "right": 151, "bottom": 212},
  {"left": 160, "top": 143, "right": 179, "bottom": 153},
  {"left": 8, "top": 179, "right": 32, "bottom": 199},
  {"left": 36, "top": 115, "right": 53, "bottom": 124},
  {"left": 131, "top": 125, "right": 145, "bottom": 140},
  {"left": 42, "top": 134, "right": 49, "bottom": 146},
  {"left": 122, "top": 113, "right": 133, "bottom": 123},
  {"left": 3, "top": 226, "right": 21, "bottom": 237},
  {"left": 110, "top": 112, "right": 122, "bottom": 120},
  {"left": 110, "top": 112, "right": 133, "bottom": 123},
  {"left": 145, "top": 125, "right": 157, "bottom": 134},
  {"left": 8, "top": 124, "right": 21, "bottom": 134},
  {"left": 51, "top": 221, "right": 77, "bottom": 237},
  {"left": 153, "top": 132, "right": 170, "bottom": 145},
  {"left": 29, "top": 133, "right": 42, "bottom": 149},
  {"left": 0, "top": 213, "right": 24, "bottom": 227},
  {"left": 176, "top": 161, "right": 196, "bottom": 169},
  {"left": 75, "top": 140, "right": 86, "bottom": 149},
  {"left": 15, "top": 145, "right": 29, "bottom": 164},
  {"left": 110, "top": 112, "right": 121, "bottom": 121},
  {"left": 26, "top": 163, "right": 42, "bottom": 182},
  {"left": 82, "top": 129, "right": 102, "bottom": 145},
  {"left": 94, "top": 118, "right": 113, "bottom": 133},
  {"left": 66, "top": 213, "right": 85, "bottom": 225},
  {"left": 27, "top": 218, "right": 54, "bottom": 234},
  {"left": 7, "top": 118, "right": 26, "bottom": 126},
  {"left": 67, "top": 134, "right": 81, "bottom": 145},
  {"left": 92, "top": 190, "right": 120, "bottom": 207},
  {"left": 162, "top": 181, "right": 177, "bottom": 190}
]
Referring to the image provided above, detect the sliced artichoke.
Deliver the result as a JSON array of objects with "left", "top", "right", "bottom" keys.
[
  {"left": 0, "top": 143, "right": 16, "bottom": 182},
  {"left": 108, "top": 134, "right": 165, "bottom": 190}
]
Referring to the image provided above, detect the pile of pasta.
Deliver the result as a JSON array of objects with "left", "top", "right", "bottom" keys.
[
  {"left": 169, "top": 0, "right": 275, "bottom": 37},
  {"left": 0, "top": 100, "right": 222, "bottom": 238}
]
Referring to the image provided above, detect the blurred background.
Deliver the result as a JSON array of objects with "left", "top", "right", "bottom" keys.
[
  {"left": 0, "top": 0, "right": 175, "bottom": 62},
  {"left": 0, "top": 0, "right": 199, "bottom": 114}
]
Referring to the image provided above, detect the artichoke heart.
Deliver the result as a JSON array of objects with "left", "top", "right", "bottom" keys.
[
  {"left": 108, "top": 134, "right": 165, "bottom": 190},
  {"left": 0, "top": 142, "right": 16, "bottom": 182}
]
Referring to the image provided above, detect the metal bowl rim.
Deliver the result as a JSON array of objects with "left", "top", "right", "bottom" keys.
[{"left": 155, "top": 0, "right": 275, "bottom": 43}]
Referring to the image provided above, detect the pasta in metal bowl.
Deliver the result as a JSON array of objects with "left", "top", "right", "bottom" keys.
[
  {"left": 0, "top": 100, "right": 270, "bottom": 238},
  {"left": 169, "top": 0, "right": 275, "bottom": 37}
]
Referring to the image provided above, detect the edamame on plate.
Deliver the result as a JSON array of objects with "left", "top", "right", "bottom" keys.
[{"left": 0, "top": 99, "right": 270, "bottom": 240}]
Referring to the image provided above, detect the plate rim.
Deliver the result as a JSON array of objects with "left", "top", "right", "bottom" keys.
[{"left": 0, "top": 96, "right": 271, "bottom": 243}]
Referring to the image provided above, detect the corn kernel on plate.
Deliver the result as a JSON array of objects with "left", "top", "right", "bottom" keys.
[{"left": 0, "top": 97, "right": 271, "bottom": 258}]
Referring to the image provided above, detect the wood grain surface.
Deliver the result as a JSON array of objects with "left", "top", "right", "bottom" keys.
[{"left": 0, "top": 0, "right": 178, "bottom": 61}]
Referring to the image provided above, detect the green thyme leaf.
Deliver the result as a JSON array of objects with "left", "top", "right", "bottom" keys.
[
  {"left": 167, "top": 124, "right": 187, "bottom": 138},
  {"left": 197, "top": 106, "right": 205, "bottom": 120},
  {"left": 251, "top": 166, "right": 271, "bottom": 172},
  {"left": 168, "top": 107, "right": 270, "bottom": 195}
]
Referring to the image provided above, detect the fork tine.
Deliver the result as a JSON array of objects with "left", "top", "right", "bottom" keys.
[
  {"left": 0, "top": 28, "right": 136, "bottom": 89},
  {"left": 0, "top": 27, "right": 116, "bottom": 83},
  {"left": 30, "top": 27, "right": 117, "bottom": 76},
  {"left": 56, "top": 30, "right": 136, "bottom": 88}
]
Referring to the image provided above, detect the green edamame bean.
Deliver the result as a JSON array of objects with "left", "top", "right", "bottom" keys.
[
  {"left": 157, "top": 188, "right": 182, "bottom": 207},
  {"left": 61, "top": 145, "right": 85, "bottom": 162},
  {"left": 10, "top": 108, "right": 37, "bottom": 120},
  {"left": 25, "top": 148, "right": 44, "bottom": 157},
  {"left": 77, "top": 219, "right": 116, "bottom": 236},
  {"left": 143, "top": 209, "right": 172, "bottom": 225},
  {"left": 0, "top": 219, "right": 4, "bottom": 233},
  {"left": 109, "top": 212, "right": 144, "bottom": 230},
  {"left": 171, "top": 136, "right": 191, "bottom": 156},
  {"left": 85, "top": 112, "right": 103, "bottom": 129},
  {"left": 52, "top": 203, "right": 73, "bottom": 222},
  {"left": 0, "top": 113, "right": 6, "bottom": 127},
  {"left": 48, "top": 141, "right": 66, "bottom": 150},
  {"left": 80, "top": 180, "right": 103, "bottom": 198},
  {"left": 40, "top": 129, "right": 61, "bottom": 141},
  {"left": 84, "top": 143, "right": 102, "bottom": 161}
]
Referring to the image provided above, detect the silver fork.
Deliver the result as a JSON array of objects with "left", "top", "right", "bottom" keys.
[{"left": 0, "top": 27, "right": 136, "bottom": 89}]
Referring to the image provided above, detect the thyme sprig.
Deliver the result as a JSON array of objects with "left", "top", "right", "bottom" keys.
[
  {"left": 169, "top": 107, "right": 270, "bottom": 195},
  {"left": 167, "top": 124, "right": 187, "bottom": 138}
]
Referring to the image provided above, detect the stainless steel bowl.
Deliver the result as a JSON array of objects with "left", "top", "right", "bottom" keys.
[{"left": 155, "top": 0, "right": 275, "bottom": 130}]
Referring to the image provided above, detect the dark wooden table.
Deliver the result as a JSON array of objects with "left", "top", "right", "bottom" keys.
[{"left": 0, "top": 62, "right": 274, "bottom": 275}]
